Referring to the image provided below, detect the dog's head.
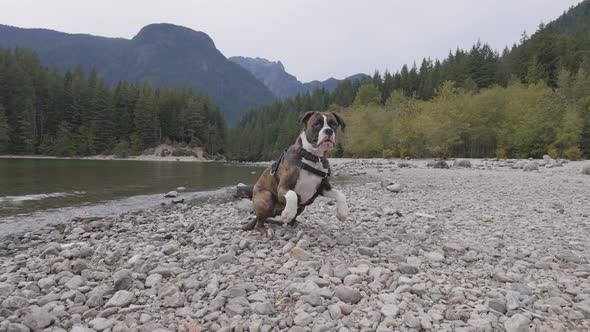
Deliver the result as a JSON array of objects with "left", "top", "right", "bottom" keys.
[{"left": 300, "top": 111, "right": 346, "bottom": 152}]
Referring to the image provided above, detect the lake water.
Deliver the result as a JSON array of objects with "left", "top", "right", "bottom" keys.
[{"left": 0, "top": 158, "right": 264, "bottom": 222}]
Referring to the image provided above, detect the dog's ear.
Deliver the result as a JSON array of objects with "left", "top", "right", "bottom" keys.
[
  {"left": 300, "top": 111, "right": 316, "bottom": 126},
  {"left": 331, "top": 112, "right": 346, "bottom": 131}
]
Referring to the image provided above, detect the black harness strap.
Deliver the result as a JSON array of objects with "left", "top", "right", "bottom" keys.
[
  {"left": 270, "top": 151, "right": 284, "bottom": 182},
  {"left": 283, "top": 151, "right": 330, "bottom": 178},
  {"left": 271, "top": 148, "right": 330, "bottom": 183}
]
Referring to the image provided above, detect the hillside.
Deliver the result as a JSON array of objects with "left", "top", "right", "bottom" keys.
[
  {"left": 229, "top": 56, "right": 368, "bottom": 99},
  {"left": 0, "top": 23, "right": 276, "bottom": 124}
]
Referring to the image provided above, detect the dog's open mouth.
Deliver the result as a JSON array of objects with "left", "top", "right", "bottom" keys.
[{"left": 318, "top": 137, "right": 335, "bottom": 148}]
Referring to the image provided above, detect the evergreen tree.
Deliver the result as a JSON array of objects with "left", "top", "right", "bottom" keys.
[
  {"left": 0, "top": 104, "right": 8, "bottom": 153},
  {"left": 134, "top": 84, "right": 159, "bottom": 150}
]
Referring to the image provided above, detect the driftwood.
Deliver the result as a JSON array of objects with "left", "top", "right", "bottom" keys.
[{"left": 236, "top": 184, "right": 253, "bottom": 199}]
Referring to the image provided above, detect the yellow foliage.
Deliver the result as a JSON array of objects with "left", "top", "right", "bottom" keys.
[
  {"left": 496, "top": 147, "right": 508, "bottom": 159},
  {"left": 382, "top": 148, "right": 394, "bottom": 158}
]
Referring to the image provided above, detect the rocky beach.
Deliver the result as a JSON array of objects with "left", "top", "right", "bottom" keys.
[{"left": 1, "top": 158, "right": 589, "bottom": 332}]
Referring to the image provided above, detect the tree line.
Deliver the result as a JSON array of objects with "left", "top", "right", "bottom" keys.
[
  {"left": 0, "top": 48, "right": 225, "bottom": 157},
  {"left": 228, "top": 4, "right": 590, "bottom": 161}
]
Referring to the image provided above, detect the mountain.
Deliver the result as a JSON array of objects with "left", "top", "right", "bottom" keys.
[
  {"left": 0, "top": 23, "right": 276, "bottom": 124},
  {"left": 229, "top": 56, "right": 368, "bottom": 99}
]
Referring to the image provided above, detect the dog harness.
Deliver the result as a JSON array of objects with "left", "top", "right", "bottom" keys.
[
  {"left": 270, "top": 148, "right": 330, "bottom": 179},
  {"left": 270, "top": 145, "right": 331, "bottom": 207}
]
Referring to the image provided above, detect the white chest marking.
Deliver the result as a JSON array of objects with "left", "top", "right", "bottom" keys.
[{"left": 294, "top": 159, "right": 326, "bottom": 204}]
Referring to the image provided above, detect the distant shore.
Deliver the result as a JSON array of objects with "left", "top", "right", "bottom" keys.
[{"left": 0, "top": 154, "right": 215, "bottom": 162}]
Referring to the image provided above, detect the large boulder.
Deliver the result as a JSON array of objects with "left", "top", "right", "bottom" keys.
[
  {"left": 582, "top": 163, "right": 590, "bottom": 175},
  {"left": 427, "top": 160, "right": 449, "bottom": 169},
  {"left": 522, "top": 162, "right": 539, "bottom": 172},
  {"left": 512, "top": 160, "right": 527, "bottom": 169},
  {"left": 453, "top": 159, "right": 471, "bottom": 168}
]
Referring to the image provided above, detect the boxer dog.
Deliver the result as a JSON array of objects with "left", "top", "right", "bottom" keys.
[{"left": 242, "top": 111, "right": 349, "bottom": 237}]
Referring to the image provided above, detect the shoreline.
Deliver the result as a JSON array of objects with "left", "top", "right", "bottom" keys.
[
  {"left": 0, "top": 159, "right": 589, "bottom": 331},
  {"left": 0, "top": 154, "right": 216, "bottom": 163}
]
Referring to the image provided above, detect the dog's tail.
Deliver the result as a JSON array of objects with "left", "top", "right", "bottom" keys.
[{"left": 235, "top": 184, "right": 253, "bottom": 199}]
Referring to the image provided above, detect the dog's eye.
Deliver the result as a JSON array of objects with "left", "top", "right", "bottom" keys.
[
  {"left": 314, "top": 122, "right": 322, "bottom": 128},
  {"left": 328, "top": 121, "right": 337, "bottom": 128}
]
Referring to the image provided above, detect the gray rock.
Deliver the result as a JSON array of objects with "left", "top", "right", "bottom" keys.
[
  {"left": 334, "top": 286, "right": 361, "bottom": 304},
  {"left": 511, "top": 283, "right": 533, "bottom": 296},
  {"left": 398, "top": 263, "right": 419, "bottom": 275},
  {"left": 237, "top": 199, "right": 254, "bottom": 213},
  {"left": 86, "top": 294, "right": 104, "bottom": 308},
  {"left": 1, "top": 296, "right": 28, "bottom": 309},
  {"left": 40, "top": 247, "right": 60, "bottom": 258},
  {"left": 582, "top": 163, "right": 590, "bottom": 175},
  {"left": 37, "top": 277, "right": 55, "bottom": 290},
  {"left": 7, "top": 324, "right": 31, "bottom": 332},
  {"left": 163, "top": 292, "right": 184, "bottom": 308},
  {"left": 442, "top": 242, "right": 466, "bottom": 255},
  {"left": 113, "top": 269, "right": 133, "bottom": 290},
  {"left": 65, "top": 275, "right": 85, "bottom": 289},
  {"left": 302, "top": 293, "right": 323, "bottom": 306},
  {"left": 402, "top": 313, "right": 420, "bottom": 328},
  {"left": 22, "top": 306, "right": 54, "bottom": 330},
  {"left": 294, "top": 312, "right": 313, "bottom": 326},
  {"left": 289, "top": 247, "right": 313, "bottom": 261},
  {"left": 522, "top": 161, "right": 539, "bottom": 172},
  {"left": 105, "top": 290, "right": 134, "bottom": 307},
  {"left": 343, "top": 274, "right": 363, "bottom": 286},
  {"left": 428, "top": 160, "right": 449, "bottom": 169},
  {"left": 89, "top": 317, "right": 114, "bottom": 331},
  {"left": 334, "top": 265, "right": 351, "bottom": 280},
  {"left": 505, "top": 291, "right": 521, "bottom": 310},
  {"left": 544, "top": 296, "right": 569, "bottom": 307},
  {"left": 573, "top": 300, "right": 590, "bottom": 318},
  {"left": 380, "top": 304, "right": 400, "bottom": 317},
  {"left": 287, "top": 280, "right": 320, "bottom": 295},
  {"left": 488, "top": 298, "right": 507, "bottom": 313},
  {"left": 504, "top": 313, "right": 530, "bottom": 332},
  {"left": 79, "top": 245, "right": 95, "bottom": 257},
  {"left": 71, "top": 326, "right": 96, "bottom": 332},
  {"left": 145, "top": 274, "right": 163, "bottom": 288},
  {"left": 253, "top": 301, "right": 274, "bottom": 315},
  {"left": 162, "top": 243, "right": 179, "bottom": 255},
  {"left": 358, "top": 246, "right": 377, "bottom": 257},
  {"left": 164, "top": 191, "right": 178, "bottom": 198},
  {"left": 386, "top": 184, "right": 402, "bottom": 193},
  {"left": 453, "top": 159, "right": 471, "bottom": 168},
  {"left": 426, "top": 251, "right": 445, "bottom": 262},
  {"left": 328, "top": 304, "right": 342, "bottom": 319},
  {"left": 215, "top": 254, "right": 236, "bottom": 266},
  {"left": 468, "top": 318, "right": 493, "bottom": 332}
]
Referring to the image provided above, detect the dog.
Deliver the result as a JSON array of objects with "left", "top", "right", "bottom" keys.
[{"left": 242, "top": 111, "right": 349, "bottom": 237}]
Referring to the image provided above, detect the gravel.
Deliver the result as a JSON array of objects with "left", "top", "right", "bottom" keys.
[{"left": 0, "top": 158, "right": 589, "bottom": 331}]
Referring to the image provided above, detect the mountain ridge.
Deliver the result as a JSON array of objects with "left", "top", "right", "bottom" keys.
[
  {"left": 229, "top": 56, "right": 368, "bottom": 99},
  {"left": 0, "top": 23, "right": 276, "bottom": 124}
]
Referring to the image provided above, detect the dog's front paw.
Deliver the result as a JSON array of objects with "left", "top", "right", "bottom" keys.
[
  {"left": 281, "top": 208, "right": 297, "bottom": 225},
  {"left": 336, "top": 203, "right": 349, "bottom": 221}
]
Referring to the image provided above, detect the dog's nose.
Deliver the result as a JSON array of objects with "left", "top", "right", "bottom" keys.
[{"left": 324, "top": 128, "right": 333, "bottom": 136}]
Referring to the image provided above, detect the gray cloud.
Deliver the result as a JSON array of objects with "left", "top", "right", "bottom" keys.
[{"left": 0, "top": 0, "right": 582, "bottom": 82}]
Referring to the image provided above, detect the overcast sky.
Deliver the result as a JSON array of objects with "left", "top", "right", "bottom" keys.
[{"left": 0, "top": 0, "right": 583, "bottom": 82}]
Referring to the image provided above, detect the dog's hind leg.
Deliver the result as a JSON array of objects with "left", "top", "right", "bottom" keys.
[
  {"left": 254, "top": 218, "right": 274, "bottom": 238},
  {"left": 252, "top": 189, "right": 275, "bottom": 238}
]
